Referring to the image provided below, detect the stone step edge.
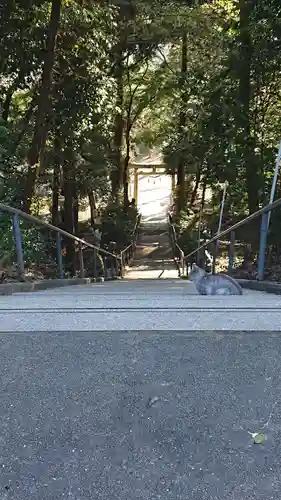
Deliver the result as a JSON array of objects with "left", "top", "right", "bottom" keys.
[
  {"left": 239, "top": 279, "right": 281, "bottom": 294},
  {"left": 0, "top": 277, "right": 118, "bottom": 296}
]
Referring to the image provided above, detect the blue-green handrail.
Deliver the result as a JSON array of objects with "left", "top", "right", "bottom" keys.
[
  {"left": 0, "top": 202, "right": 123, "bottom": 281},
  {"left": 172, "top": 196, "right": 281, "bottom": 281}
]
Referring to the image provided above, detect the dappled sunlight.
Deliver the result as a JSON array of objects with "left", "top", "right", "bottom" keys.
[{"left": 136, "top": 174, "right": 172, "bottom": 220}]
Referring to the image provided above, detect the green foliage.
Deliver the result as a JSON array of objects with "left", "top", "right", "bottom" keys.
[
  {"left": 176, "top": 210, "right": 200, "bottom": 256},
  {"left": 0, "top": 215, "right": 56, "bottom": 270},
  {"left": 0, "top": 215, "right": 14, "bottom": 265},
  {"left": 132, "top": 0, "right": 281, "bottom": 219},
  {"left": 101, "top": 203, "right": 139, "bottom": 250},
  {"left": 1, "top": 0, "right": 281, "bottom": 273}
]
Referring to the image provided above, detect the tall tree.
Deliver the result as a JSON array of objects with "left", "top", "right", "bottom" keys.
[
  {"left": 176, "top": 31, "right": 188, "bottom": 215},
  {"left": 23, "top": 0, "right": 62, "bottom": 213},
  {"left": 238, "top": 0, "right": 259, "bottom": 213}
]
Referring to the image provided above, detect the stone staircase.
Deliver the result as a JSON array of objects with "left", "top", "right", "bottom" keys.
[
  {"left": 125, "top": 216, "right": 179, "bottom": 279},
  {"left": 1, "top": 278, "right": 281, "bottom": 332},
  {"left": 1, "top": 212, "right": 281, "bottom": 333},
  {"left": 1, "top": 230, "right": 281, "bottom": 500}
]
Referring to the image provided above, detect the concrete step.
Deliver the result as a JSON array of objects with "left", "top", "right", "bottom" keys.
[{"left": 1, "top": 280, "right": 281, "bottom": 332}]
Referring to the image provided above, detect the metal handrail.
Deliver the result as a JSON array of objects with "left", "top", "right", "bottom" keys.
[
  {"left": 168, "top": 197, "right": 281, "bottom": 279},
  {"left": 120, "top": 241, "right": 135, "bottom": 257},
  {"left": 120, "top": 214, "right": 141, "bottom": 266},
  {"left": 0, "top": 202, "right": 120, "bottom": 260},
  {"left": 122, "top": 214, "right": 141, "bottom": 251},
  {"left": 167, "top": 211, "right": 185, "bottom": 276},
  {"left": 184, "top": 196, "right": 281, "bottom": 261}
]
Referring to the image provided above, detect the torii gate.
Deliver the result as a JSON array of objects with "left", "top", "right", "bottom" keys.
[{"left": 128, "top": 153, "right": 176, "bottom": 206}]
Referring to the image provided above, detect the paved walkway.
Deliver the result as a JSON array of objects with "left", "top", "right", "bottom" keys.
[
  {"left": 1, "top": 303, "right": 281, "bottom": 499},
  {"left": 1, "top": 177, "right": 281, "bottom": 499},
  {"left": 1, "top": 274, "right": 281, "bottom": 500}
]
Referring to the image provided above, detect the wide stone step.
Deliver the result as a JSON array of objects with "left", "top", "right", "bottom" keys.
[
  {"left": 1, "top": 282, "right": 281, "bottom": 332},
  {"left": 1, "top": 306, "right": 281, "bottom": 331}
]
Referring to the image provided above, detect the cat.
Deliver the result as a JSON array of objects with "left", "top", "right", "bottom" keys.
[{"left": 188, "top": 263, "right": 243, "bottom": 295}]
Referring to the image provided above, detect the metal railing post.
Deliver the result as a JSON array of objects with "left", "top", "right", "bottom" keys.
[
  {"left": 111, "top": 256, "right": 115, "bottom": 279},
  {"left": 228, "top": 231, "right": 235, "bottom": 276},
  {"left": 180, "top": 249, "right": 184, "bottom": 275},
  {"left": 117, "top": 256, "right": 121, "bottom": 278},
  {"left": 79, "top": 243, "right": 85, "bottom": 278},
  {"left": 196, "top": 247, "right": 200, "bottom": 265},
  {"left": 212, "top": 239, "right": 217, "bottom": 274},
  {"left": 12, "top": 214, "right": 25, "bottom": 279},
  {"left": 257, "top": 213, "right": 269, "bottom": 280},
  {"left": 104, "top": 256, "right": 108, "bottom": 280},
  {"left": 56, "top": 232, "right": 64, "bottom": 279},
  {"left": 204, "top": 249, "right": 208, "bottom": 270},
  {"left": 93, "top": 249, "right": 97, "bottom": 280},
  {"left": 120, "top": 253, "right": 124, "bottom": 278}
]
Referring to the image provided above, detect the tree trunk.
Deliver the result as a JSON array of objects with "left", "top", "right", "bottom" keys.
[
  {"left": 176, "top": 32, "right": 187, "bottom": 216},
  {"left": 190, "top": 164, "right": 202, "bottom": 207},
  {"left": 88, "top": 191, "right": 96, "bottom": 226},
  {"left": 123, "top": 125, "right": 131, "bottom": 210},
  {"left": 238, "top": 0, "right": 259, "bottom": 214},
  {"left": 51, "top": 132, "right": 61, "bottom": 227},
  {"left": 73, "top": 186, "right": 79, "bottom": 235},
  {"left": 200, "top": 181, "right": 207, "bottom": 222},
  {"left": 123, "top": 165, "right": 129, "bottom": 211},
  {"left": 23, "top": 0, "right": 61, "bottom": 213},
  {"left": 2, "top": 74, "right": 21, "bottom": 122},
  {"left": 111, "top": 53, "right": 124, "bottom": 201}
]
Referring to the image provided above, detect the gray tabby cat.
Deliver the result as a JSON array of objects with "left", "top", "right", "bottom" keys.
[{"left": 188, "top": 263, "right": 243, "bottom": 295}]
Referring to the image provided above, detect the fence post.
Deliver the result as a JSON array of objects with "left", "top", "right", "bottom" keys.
[
  {"left": 257, "top": 212, "right": 269, "bottom": 280},
  {"left": 110, "top": 256, "right": 115, "bottom": 279},
  {"left": 181, "top": 253, "right": 185, "bottom": 276},
  {"left": 228, "top": 231, "right": 235, "bottom": 275},
  {"left": 104, "top": 256, "right": 108, "bottom": 280},
  {"left": 204, "top": 250, "right": 208, "bottom": 270},
  {"left": 12, "top": 214, "right": 25, "bottom": 279},
  {"left": 120, "top": 254, "right": 124, "bottom": 278},
  {"left": 117, "top": 257, "right": 121, "bottom": 278},
  {"left": 79, "top": 243, "right": 85, "bottom": 278},
  {"left": 56, "top": 232, "right": 64, "bottom": 279},
  {"left": 93, "top": 249, "right": 97, "bottom": 280},
  {"left": 212, "top": 240, "right": 217, "bottom": 274},
  {"left": 196, "top": 248, "right": 200, "bottom": 265}
]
